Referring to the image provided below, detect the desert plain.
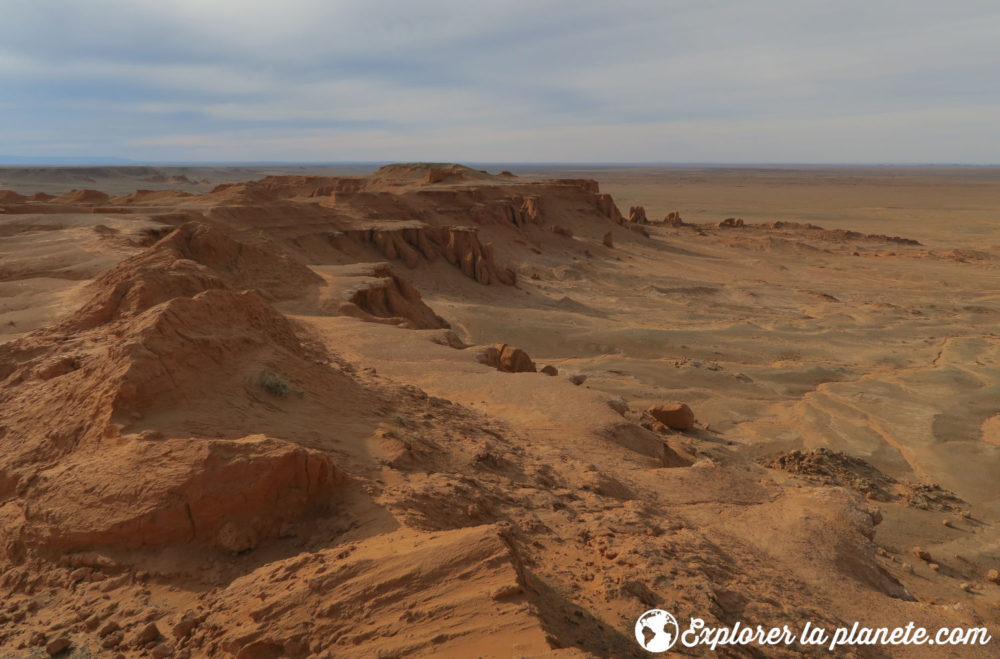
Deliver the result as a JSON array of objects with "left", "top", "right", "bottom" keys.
[{"left": 0, "top": 163, "right": 999, "bottom": 657}]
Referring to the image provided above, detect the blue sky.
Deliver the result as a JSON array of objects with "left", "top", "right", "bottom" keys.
[{"left": 2, "top": 0, "right": 999, "bottom": 163}]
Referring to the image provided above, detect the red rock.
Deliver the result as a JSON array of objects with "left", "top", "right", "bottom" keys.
[
  {"left": 520, "top": 196, "right": 541, "bottom": 223},
  {"left": 595, "top": 194, "right": 623, "bottom": 222},
  {"left": 172, "top": 612, "right": 200, "bottom": 639},
  {"left": 628, "top": 206, "right": 648, "bottom": 224},
  {"left": 339, "top": 264, "right": 450, "bottom": 330},
  {"left": 135, "top": 622, "right": 161, "bottom": 645},
  {"left": 46, "top": 637, "right": 71, "bottom": 655},
  {"left": 476, "top": 344, "right": 537, "bottom": 373},
  {"left": 69, "top": 567, "right": 91, "bottom": 583},
  {"left": 648, "top": 403, "right": 695, "bottom": 430},
  {"left": 151, "top": 642, "right": 174, "bottom": 658},
  {"left": 719, "top": 217, "right": 744, "bottom": 228}
]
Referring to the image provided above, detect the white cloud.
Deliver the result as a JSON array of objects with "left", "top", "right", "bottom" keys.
[{"left": 1, "top": 0, "right": 999, "bottom": 161}]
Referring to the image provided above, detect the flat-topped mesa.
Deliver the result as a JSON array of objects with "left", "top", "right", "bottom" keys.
[
  {"left": 366, "top": 163, "right": 498, "bottom": 189},
  {"left": 765, "top": 221, "right": 922, "bottom": 246},
  {"left": 713, "top": 218, "right": 922, "bottom": 246}
]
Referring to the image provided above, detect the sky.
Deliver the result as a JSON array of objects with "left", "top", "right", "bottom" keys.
[{"left": 1, "top": 0, "right": 999, "bottom": 164}]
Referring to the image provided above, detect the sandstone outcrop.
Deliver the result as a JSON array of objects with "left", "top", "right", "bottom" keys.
[
  {"left": 664, "top": 211, "right": 684, "bottom": 226},
  {"left": 70, "top": 222, "right": 323, "bottom": 329},
  {"left": 628, "top": 205, "right": 649, "bottom": 224},
  {"left": 340, "top": 264, "right": 450, "bottom": 329},
  {"left": 595, "top": 193, "right": 623, "bottom": 222},
  {"left": 201, "top": 526, "right": 551, "bottom": 658},
  {"left": 333, "top": 226, "right": 517, "bottom": 286},
  {"left": 18, "top": 436, "right": 341, "bottom": 554}
]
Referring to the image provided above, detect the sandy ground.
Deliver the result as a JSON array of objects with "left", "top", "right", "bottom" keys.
[{"left": 1, "top": 164, "right": 998, "bottom": 657}]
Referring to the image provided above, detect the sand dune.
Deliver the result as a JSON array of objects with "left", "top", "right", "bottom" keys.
[{"left": 1, "top": 163, "right": 998, "bottom": 657}]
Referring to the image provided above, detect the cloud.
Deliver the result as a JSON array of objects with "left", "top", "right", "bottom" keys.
[{"left": 1, "top": 0, "right": 999, "bottom": 161}]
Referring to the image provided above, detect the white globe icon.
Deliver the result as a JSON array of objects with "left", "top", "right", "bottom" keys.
[{"left": 634, "top": 609, "right": 679, "bottom": 653}]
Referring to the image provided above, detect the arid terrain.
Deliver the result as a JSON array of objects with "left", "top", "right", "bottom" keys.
[{"left": 1, "top": 163, "right": 999, "bottom": 657}]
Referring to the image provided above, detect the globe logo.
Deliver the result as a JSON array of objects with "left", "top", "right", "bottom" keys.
[{"left": 635, "top": 609, "right": 679, "bottom": 653}]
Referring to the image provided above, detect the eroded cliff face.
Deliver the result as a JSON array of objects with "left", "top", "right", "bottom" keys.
[{"left": 2, "top": 163, "right": 627, "bottom": 290}]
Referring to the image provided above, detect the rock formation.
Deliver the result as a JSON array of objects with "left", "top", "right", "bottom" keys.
[
  {"left": 627, "top": 205, "right": 648, "bottom": 224},
  {"left": 476, "top": 343, "right": 537, "bottom": 373},
  {"left": 647, "top": 403, "right": 696, "bottom": 430},
  {"left": 339, "top": 264, "right": 450, "bottom": 329}
]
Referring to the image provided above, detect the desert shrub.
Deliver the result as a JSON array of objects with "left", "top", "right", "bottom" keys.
[{"left": 257, "top": 370, "right": 289, "bottom": 397}]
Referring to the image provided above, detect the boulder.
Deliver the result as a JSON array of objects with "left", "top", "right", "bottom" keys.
[
  {"left": 134, "top": 622, "right": 161, "bottom": 645},
  {"left": 540, "top": 365, "right": 559, "bottom": 376},
  {"left": 46, "top": 638, "right": 72, "bottom": 656},
  {"left": 602, "top": 232, "right": 613, "bottom": 248},
  {"left": 476, "top": 344, "right": 537, "bottom": 373},
  {"left": 648, "top": 403, "right": 695, "bottom": 431}
]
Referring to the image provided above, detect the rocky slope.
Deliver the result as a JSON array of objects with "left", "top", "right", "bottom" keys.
[{"left": 0, "top": 164, "right": 997, "bottom": 657}]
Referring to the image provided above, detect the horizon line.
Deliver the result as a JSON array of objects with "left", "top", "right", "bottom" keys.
[{"left": 2, "top": 158, "right": 1000, "bottom": 168}]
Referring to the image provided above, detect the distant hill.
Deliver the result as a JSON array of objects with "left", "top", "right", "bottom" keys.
[{"left": 0, "top": 155, "right": 137, "bottom": 165}]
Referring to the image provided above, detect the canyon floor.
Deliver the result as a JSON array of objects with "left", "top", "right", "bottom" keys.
[{"left": 1, "top": 163, "right": 999, "bottom": 657}]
